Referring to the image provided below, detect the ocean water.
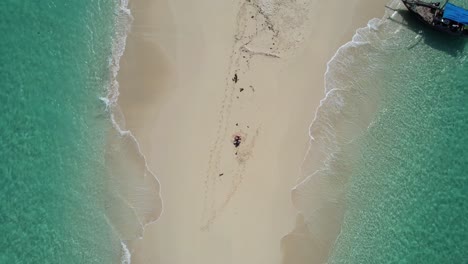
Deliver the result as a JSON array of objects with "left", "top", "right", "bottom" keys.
[
  {"left": 294, "top": 1, "right": 468, "bottom": 263},
  {"left": 0, "top": 1, "right": 161, "bottom": 263}
]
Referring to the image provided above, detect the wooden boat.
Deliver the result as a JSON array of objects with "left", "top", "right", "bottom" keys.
[{"left": 401, "top": 0, "right": 468, "bottom": 37}]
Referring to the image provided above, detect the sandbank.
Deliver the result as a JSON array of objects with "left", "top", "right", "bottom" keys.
[{"left": 117, "top": 0, "right": 388, "bottom": 263}]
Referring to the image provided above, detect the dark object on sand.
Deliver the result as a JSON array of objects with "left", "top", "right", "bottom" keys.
[
  {"left": 401, "top": 0, "right": 468, "bottom": 37},
  {"left": 219, "top": 173, "right": 224, "bottom": 177},
  {"left": 233, "top": 135, "right": 241, "bottom": 148},
  {"left": 232, "top": 73, "right": 238, "bottom": 83}
]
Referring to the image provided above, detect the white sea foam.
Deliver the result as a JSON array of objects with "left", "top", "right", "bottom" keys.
[
  {"left": 101, "top": 0, "right": 164, "bottom": 262},
  {"left": 120, "top": 241, "right": 132, "bottom": 264},
  {"left": 288, "top": 0, "right": 403, "bottom": 262}
]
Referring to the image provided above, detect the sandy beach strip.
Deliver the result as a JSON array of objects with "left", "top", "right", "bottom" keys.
[{"left": 116, "top": 0, "right": 388, "bottom": 263}]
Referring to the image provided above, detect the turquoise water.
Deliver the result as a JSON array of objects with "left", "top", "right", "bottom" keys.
[
  {"left": 0, "top": 1, "right": 123, "bottom": 263},
  {"left": 294, "top": 1, "right": 467, "bottom": 263},
  {"left": 329, "top": 8, "right": 468, "bottom": 263}
]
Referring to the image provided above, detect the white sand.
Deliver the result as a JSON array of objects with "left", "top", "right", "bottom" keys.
[{"left": 117, "top": 0, "right": 388, "bottom": 263}]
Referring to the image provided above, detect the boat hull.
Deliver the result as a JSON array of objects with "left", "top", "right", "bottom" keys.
[{"left": 401, "top": 0, "right": 468, "bottom": 37}]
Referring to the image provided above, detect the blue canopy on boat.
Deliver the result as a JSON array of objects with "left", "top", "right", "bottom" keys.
[{"left": 443, "top": 3, "right": 468, "bottom": 24}]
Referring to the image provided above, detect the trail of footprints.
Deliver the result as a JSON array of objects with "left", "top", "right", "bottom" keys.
[
  {"left": 200, "top": 0, "right": 311, "bottom": 230},
  {"left": 199, "top": 0, "right": 282, "bottom": 231}
]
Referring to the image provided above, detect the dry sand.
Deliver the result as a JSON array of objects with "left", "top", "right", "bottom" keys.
[{"left": 117, "top": 0, "right": 388, "bottom": 263}]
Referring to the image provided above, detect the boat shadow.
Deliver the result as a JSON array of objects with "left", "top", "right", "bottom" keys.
[{"left": 389, "top": 9, "right": 467, "bottom": 56}]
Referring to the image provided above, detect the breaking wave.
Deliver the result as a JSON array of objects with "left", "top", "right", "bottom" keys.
[
  {"left": 100, "top": 0, "right": 164, "bottom": 262},
  {"left": 285, "top": 1, "right": 403, "bottom": 262}
]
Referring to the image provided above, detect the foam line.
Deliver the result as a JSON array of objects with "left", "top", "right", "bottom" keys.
[
  {"left": 290, "top": 0, "right": 402, "bottom": 260},
  {"left": 101, "top": 0, "right": 166, "bottom": 262}
]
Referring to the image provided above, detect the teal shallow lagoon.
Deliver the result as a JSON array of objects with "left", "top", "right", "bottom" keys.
[
  {"left": 295, "top": 1, "right": 468, "bottom": 263},
  {"left": 0, "top": 1, "right": 146, "bottom": 263},
  {"left": 329, "top": 5, "right": 468, "bottom": 262},
  {"left": 0, "top": 0, "right": 118, "bottom": 262}
]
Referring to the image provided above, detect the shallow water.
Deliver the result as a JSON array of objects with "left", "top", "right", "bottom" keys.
[
  {"left": 295, "top": 1, "right": 468, "bottom": 263},
  {"left": 0, "top": 1, "right": 126, "bottom": 263},
  {"left": 330, "top": 7, "right": 468, "bottom": 262}
]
